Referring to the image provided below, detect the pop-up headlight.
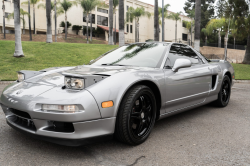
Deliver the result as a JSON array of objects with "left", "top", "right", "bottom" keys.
[
  {"left": 64, "top": 77, "right": 85, "bottom": 90},
  {"left": 17, "top": 73, "right": 25, "bottom": 82}
]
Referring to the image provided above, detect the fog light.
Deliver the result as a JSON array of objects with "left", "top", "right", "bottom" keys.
[{"left": 42, "top": 104, "right": 80, "bottom": 113}]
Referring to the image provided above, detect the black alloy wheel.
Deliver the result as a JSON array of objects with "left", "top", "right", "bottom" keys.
[
  {"left": 214, "top": 75, "right": 231, "bottom": 107},
  {"left": 115, "top": 85, "right": 157, "bottom": 145}
]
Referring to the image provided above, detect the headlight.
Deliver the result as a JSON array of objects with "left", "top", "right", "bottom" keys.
[
  {"left": 42, "top": 104, "right": 80, "bottom": 113},
  {"left": 17, "top": 73, "right": 25, "bottom": 82},
  {"left": 65, "top": 77, "right": 85, "bottom": 90}
]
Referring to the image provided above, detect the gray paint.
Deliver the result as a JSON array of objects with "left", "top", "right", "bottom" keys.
[{"left": 0, "top": 42, "right": 235, "bottom": 142}]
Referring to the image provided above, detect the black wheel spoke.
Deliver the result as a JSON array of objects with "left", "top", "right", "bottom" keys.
[{"left": 137, "top": 121, "right": 144, "bottom": 134}]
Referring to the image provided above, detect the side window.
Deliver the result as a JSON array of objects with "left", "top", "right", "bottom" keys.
[{"left": 166, "top": 44, "right": 200, "bottom": 68}]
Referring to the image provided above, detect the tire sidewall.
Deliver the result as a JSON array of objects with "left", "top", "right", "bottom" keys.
[{"left": 218, "top": 76, "right": 231, "bottom": 107}]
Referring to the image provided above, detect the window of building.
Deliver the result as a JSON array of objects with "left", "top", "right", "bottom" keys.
[
  {"left": 97, "top": 8, "right": 108, "bottom": 14},
  {"left": 166, "top": 44, "right": 200, "bottom": 67},
  {"left": 5, "top": 12, "right": 11, "bottom": 18},
  {"left": 126, "top": 12, "right": 129, "bottom": 22},
  {"left": 130, "top": 25, "right": 133, "bottom": 33},
  {"left": 182, "top": 33, "right": 188, "bottom": 41},
  {"left": 127, "top": 24, "right": 129, "bottom": 33},
  {"left": 97, "top": 15, "right": 108, "bottom": 26},
  {"left": 127, "top": 6, "right": 129, "bottom": 10},
  {"left": 83, "top": 13, "right": 95, "bottom": 24}
]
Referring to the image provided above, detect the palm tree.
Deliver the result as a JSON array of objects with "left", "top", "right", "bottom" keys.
[
  {"left": 2, "top": 0, "right": 6, "bottom": 39},
  {"left": 168, "top": 12, "right": 182, "bottom": 42},
  {"left": 113, "top": 0, "right": 119, "bottom": 45},
  {"left": 119, "top": 0, "right": 124, "bottom": 46},
  {"left": 183, "top": 20, "right": 194, "bottom": 45},
  {"left": 22, "top": 0, "right": 41, "bottom": 34},
  {"left": 158, "top": 4, "right": 170, "bottom": 41},
  {"left": 186, "top": 9, "right": 195, "bottom": 46},
  {"left": 28, "top": 0, "right": 32, "bottom": 40},
  {"left": 79, "top": 0, "right": 101, "bottom": 44},
  {"left": 7, "top": 9, "right": 30, "bottom": 35},
  {"left": 194, "top": 0, "right": 201, "bottom": 51},
  {"left": 46, "top": 0, "right": 52, "bottom": 43},
  {"left": 154, "top": 0, "right": 159, "bottom": 41},
  {"left": 13, "top": 0, "right": 24, "bottom": 57},
  {"left": 38, "top": 0, "right": 64, "bottom": 42},
  {"left": 59, "top": 0, "right": 77, "bottom": 40},
  {"left": 109, "top": 0, "right": 113, "bottom": 45},
  {"left": 127, "top": 7, "right": 151, "bottom": 42}
]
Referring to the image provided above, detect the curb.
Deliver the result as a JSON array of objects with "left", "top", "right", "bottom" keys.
[
  {"left": 0, "top": 81, "right": 14, "bottom": 85},
  {"left": 235, "top": 80, "right": 250, "bottom": 84}
]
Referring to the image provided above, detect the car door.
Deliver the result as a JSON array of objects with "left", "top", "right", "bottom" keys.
[{"left": 163, "top": 44, "right": 212, "bottom": 113}]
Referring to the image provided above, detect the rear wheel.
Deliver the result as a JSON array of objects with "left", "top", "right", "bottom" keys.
[
  {"left": 213, "top": 75, "right": 231, "bottom": 107},
  {"left": 115, "top": 85, "right": 157, "bottom": 145}
]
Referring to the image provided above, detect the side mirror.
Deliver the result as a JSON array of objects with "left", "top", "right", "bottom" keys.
[{"left": 172, "top": 59, "right": 192, "bottom": 72}]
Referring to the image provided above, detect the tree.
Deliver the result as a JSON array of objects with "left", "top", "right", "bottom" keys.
[
  {"left": 59, "top": 21, "right": 72, "bottom": 33},
  {"left": 183, "top": 20, "right": 194, "bottom": 45},
  {"left": 38, "top": 0, "right": 64, "bottom": 42},
  {"left": 184, "top": 0, "right": 215, "bottom": 43},
  {"left": 201, "top": 28, "right": 208, "bottom": 46},
  {"left": 216, "top": 0, "right": 226, "bottom": 18},
  {"left": 154, "top": 0, "right": 159, "bottom": 41},
  {"left": 28, "top": 0, "right": 32, "bottom": 41},
  {"left": 59, "top": 0, "right": 77, "bottom": 40},
  {"left": 228, "top": 0, "right": 250, "bottom": 64},
  {"left": 158, "top": 4, "right": 170, "bottom": 41},
  {"left": 7, "top": 9, "right": 30, "bottom": 35},
  {"left": 2, "top": 0, "right": 6, "bottom": 39},
  {"left": 119, "top": 0, "right": 125, "bottom": 46},
  {"left": 72, "top": 25, "right": 82, "bottom": 35},
  {"left": 79, "top": 0, "right": 101, "bottom": 44},
  {"left": 186, "top": 9, "right": 195, "bottom": 46},
  {"left": 113, "top": 0, "right": 119, "bottom": 45},
  {"left": 194, "top": 0, "right": 201, "bottom": 51},
  {"left": 22, "top": 0, "right": 41, "bottom": 34},
  {"left": 168, "top": 12, "right": 182, "bottom": 42},
  {"left": 13, "top": 0, "right": 24, "bottom": 57},
  {"left": 46, "top": 0, "right": 52, "bottom": 43},
  {"left": 108, "top": 0, "right": 113, "bottom": 45},
  {"left": 127, "top": 7, "right": 151, "bottom": 42}
]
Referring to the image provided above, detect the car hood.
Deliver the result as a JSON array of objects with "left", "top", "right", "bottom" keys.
[{"left": 25, "top": 65, "right": 154, "bottom": 86}]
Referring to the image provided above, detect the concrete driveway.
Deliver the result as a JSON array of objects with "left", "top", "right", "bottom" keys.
[{"left": 0, "top": 83, "right": 250, "bottom": 166}]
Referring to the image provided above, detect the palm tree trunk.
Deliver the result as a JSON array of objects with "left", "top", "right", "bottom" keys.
[
  {"left": 119, "top": 0, "right": 125, "bottom": 46},
  {"left": 46, "top": 0, "right": 52, "bottom": 43},
  {"left": 135, "top": 20, "right": 137, "bottom": 42},
  {"left": 86, "top": 16, "right": 89, "bottom": 44},
  {"left": 175, "top": 21, "right": 177, "bottom": 42},
  {"left": 54, "top": 0, "right": 57, "bottom": 42},
  {"left": 243, "top": 35, "right": 250, "bottom": 64},
  {"left": 234, "top": 37, "right": 235, "bottom": 49},
  {"left": 137, "top": 20, "right": 139, "bottom": 42},
  {"left": 28, "top": 0, "right": 32, "bottom": 41},
  {"left": 114, "top": 12, "right": 116, "bottom": 45},
  {"left": 65, "top": 12, "right": 67, "bottom": 40},
  {"left": 90, "top": 13, "right": 92, "bottom": 41},
  {"left": 13, "top": 0, "right": 24, "bottom": 57},
  {"left": 205, "top": 36, "right": 207, "bottom": 46},
  {"left": 218, "top": 30, "right": 221, "bottom": 48},
  {"left": 33, "top": 5, "right": 35, "bottom": 34},
  {"left": 109, "top": 0, "right": 113, "bottom": 45},
  {"left": 22, "top": 15, "right": 25, "bottom": 34},
  {"left": 191, "top": 24, "right": 193, "bottom": 46},
  {"left": 162, "top": 0, "right": 164, "bottom": 42},
  {"left": 224, "top": 31, "right": 228, "bottom": 61},
  {"left": 194, "top": 0, "right": 201, "bottom": 51},
  {"left": 2, "top": 0, "right": 6, "bottom": 39},
  {"left": 154, "top": 0, "right": 159, "bottom": 41}
]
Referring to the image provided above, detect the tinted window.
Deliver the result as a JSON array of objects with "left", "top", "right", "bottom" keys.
[
  {"left": 91, "top": 43, "right": 169, "bottom": 68},
  {"left": 166, "top": 44, "right": 200, "bottom": 67},
  {"left": 97, "top": 15, "right": 108, "bottom": 26},
  {"left": 97, "top": 8, "right": 108, "bottom": 14},
  {"left": 83, "top": 14, "right": 95, "bottom": 24}
]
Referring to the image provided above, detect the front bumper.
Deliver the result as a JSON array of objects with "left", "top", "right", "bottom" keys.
[{"left": 1, "top": 103, "right": 115, "bottom": 146}]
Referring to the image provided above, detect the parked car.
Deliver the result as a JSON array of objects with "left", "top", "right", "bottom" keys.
[{"left": 0, "top": 42, "right": 235, "bottom": 146}]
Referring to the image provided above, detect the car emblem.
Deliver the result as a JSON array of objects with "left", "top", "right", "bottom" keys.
[{"left": 16, "top": 90, "right": 23, "bottom": 95}]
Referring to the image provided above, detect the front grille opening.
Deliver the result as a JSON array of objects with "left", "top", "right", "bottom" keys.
[
  {"left": 44, "top": 121, "right": 74, "bottom": 133},
  {"left": 8, "top": 115, "right": 36, "bottom": 131},
  {"left": 10, "top": 109, "right": 31, "bottom": 120}
]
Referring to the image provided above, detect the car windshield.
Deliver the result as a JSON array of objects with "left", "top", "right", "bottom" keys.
[{"left": 91, "top": 43, "right": 169, "bottom": 68}]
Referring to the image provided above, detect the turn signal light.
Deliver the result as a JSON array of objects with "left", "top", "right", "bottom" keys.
[{"left": 102, "top": 101, "right": 114, "bottom": 108}]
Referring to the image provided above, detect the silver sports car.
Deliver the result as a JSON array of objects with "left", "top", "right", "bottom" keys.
[{"left": 0, "top": 42, "right": 235, "bottom": 146}]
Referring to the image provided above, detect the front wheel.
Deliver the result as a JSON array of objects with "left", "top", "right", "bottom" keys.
[
  {"left": 115, "top": 85, "right": 157, "bottom": 145},
  {"left": 213, "top": 75, "right": 231, "bottom": 107}
]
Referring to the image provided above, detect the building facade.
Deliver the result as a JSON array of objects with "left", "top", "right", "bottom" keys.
[{"left": 0, "top": 0, "right": 194, "bottom": 43}]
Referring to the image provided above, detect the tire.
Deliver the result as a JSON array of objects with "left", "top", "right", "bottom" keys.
[
  {"left": 213, "top": 75, "right": 231, "bottom": 107},
  {"left": 115, "top": 85, "right": 157, "bottom": 145}
]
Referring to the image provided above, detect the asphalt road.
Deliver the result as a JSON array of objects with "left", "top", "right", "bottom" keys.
[{"left": 0, "top": 83, "right": 250, "bottom": 166}]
